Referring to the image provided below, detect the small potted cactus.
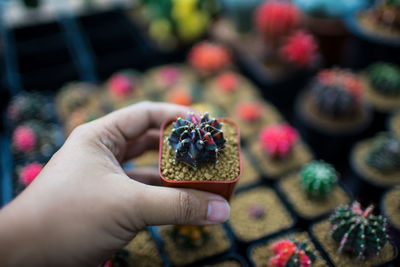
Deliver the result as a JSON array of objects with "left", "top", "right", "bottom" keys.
[
  {"left": 204, "top": 71, "right": 261, "bottom": 113},
  {"left": 228, "top": 186, "right": 295, "bottom": 243},
  {"left": 250, "top": 122, "right": 313, "bottom": 179},
  {"left": 249, "top": 232, "right": 328, "bottom": 267},
  {"left": 159, "top": 112, "right": 241, "bottom": 201},
  {"left": 104, "top": 70, "right": 145, "bottom": 109},
  {"left": 7, "top": 92, "right": 53, "bottom": 124},
  {"left": 143, "top": 65, "right": 196, "bottom": 95},
  {"left": 187, "top": 41, "right": 232, "bottom": 78},
  {"left": 232, "top": 100, "right": 283, "bottom": 140},
  {"left": 350, "top": 132, "right": 400, "bottom": 201},
  {"left": 381, "top": 186, "right": 400, "bottom": 247},
  {"left": 158, "top": 224, "right": 232, "bottom": 266},
  {"left": 311, "top": 202, "right": 396, "bottom": 266},
  {"left": 11, "top": 121, "right": 62, "bottom": 160},
  {"left": 363, "top": 62, "right": 400, "bottom": 113},
  {"left": 389, "top": 109, "right": 400, "bottom": 139},
  {"left": 278, "top": 160, "right": 350, "bottom": 221},
  {"left": 295, "top": 68, "right": 372, "bottom": 164}
]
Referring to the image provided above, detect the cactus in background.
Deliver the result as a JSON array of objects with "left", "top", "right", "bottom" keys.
[
  {"left": 366, "top": 62, "right": 400, "bottom": 96},
  {"left": 166, "top": 86, "right": 193, "bottom": 106},
  {"left": 7, "top": 92, "right": 52, "bottom": 123},
  {"left": 57, "top": 82, "right": 97, "bottom": 118},
  {"left": 157, "top": 66, "right": 182, "bottom": 88},
  {"left": 269, "top": 239, "right": 317, "bottom": 267},
  {"left": 188, "top": 41, "right": 231, "bottom": 74},
  {"left": 12, "top": 125, "right": 37, "bottom": 153},
  {"left": 254, "top": 0, "right": 301, "bottom": 42},
  {"left": 108, "top": 71, "right": 140, "bottom": 99},
  {"left": 300, "top": 160, "right": 338, "bottom": 198},
  {"left": 216, "top": 71, "right": 239, "bottom": 93},
  {"left": 19, "top": 162, "right": 43, "bottom": 186},
  {"left": 280, "top": 30, "right": 319, "bottom": 68},
  {"left": 374, "top": 0, "right": 400, "bottom": 32},
  {"left": 223, "top": 0, "right": 263, "bottom": 33},
  {"left": 168, "top": 112, "right": 226, "bottom": 168},
  {"left": 365, "top": 133, "right": 400, "bottom": 173},
  {"left": 171, "top": 225, "right": 211, "bottom": 248},
  {"left": 311, "top": 69, "right": 363, "bottom": 118},
  {"left": 330, "top": 202, "right": 389, "bottom": 259},
  {"left": 103, "top": 249, "right": 130, "bottom": 267},
  {"left": 259, "top": 123, "right": 299, "bottom": 159},
  {"left": 236, "top": 102, "right": 263, "bottom": 122}
]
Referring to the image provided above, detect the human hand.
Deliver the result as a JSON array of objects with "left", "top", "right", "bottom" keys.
[{"left": 0, "top": 102, "right": 230, "bottom": 267}]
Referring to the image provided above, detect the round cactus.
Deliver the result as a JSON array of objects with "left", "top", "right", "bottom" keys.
[
  {"left": 259, "top": 123, "right": 299, "bottom": 159},
  {"left": 57, "top": 82, "right": 97, "bottom": 118},
  {"left": 330, "top": 202, "right": 389, "bottom": 259},
  {"left": 12, "top": 125, "right": 37, "bottom": 153},
  {"left": 269, "top": 239, "right": 317, "bottom": 267},
  {"left": 216, "top": 71, "right": 239, "bottom": 93},
  {"left": 280, "top": 30, "right": 319, "bottom": 68},
  {"left": 236, "top": 102, "right": 263, "bottom": 122},
  {"left": 171, "top": 225, "right": 211, "bottom": 248},
  {"left": 108, "top": 71, "right": 138, "bottom": 98},
  {"left": 168, "top": 112, "right": 227, "bottom": 168},
  {"left": 166, "top": 86, "right": 193, "bottom": 106},
  {"left": 254, "top": 0, "right": 301, "bottom": 41},
  {"left": 19, "top": 162, "right": 43, "bottom": 186},
  {"left": 365, "top": 132, "right": 400, "bottom": 173},
  {"left": 7, "top": 92, "right": 52, "bottom": 123},
  {"left": 366, "top": 62, "right": 400, "bottom": 96},
  {"left": 157, "top": 66, "right": 182, "bottom": 87},
  {"left": 188, "top": 41, "right": 231, "bottom": 74},
  {"left": 300, "top": 160, "right": 338, "bottom": 198},
  {"left": 310, "top": 68, "right": 363, "bottom": 118}
]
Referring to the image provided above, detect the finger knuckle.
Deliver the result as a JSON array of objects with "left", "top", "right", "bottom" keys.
[{"left": 177, "top": 191, "right": 196, "bottom": 222}]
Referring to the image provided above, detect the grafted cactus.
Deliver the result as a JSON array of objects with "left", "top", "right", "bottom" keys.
[
  {"left": 188, "top": 42, "right": 231, "bottom": 74},
  {"left": 280, "top": 30, "right": 319, "bottom": 68},
  {"left": 19, "top": 162, "right": 43, "bottom": 186},
  {"left": 168, "top": 112, "right": 226, "bottom": 168},
  {"left": 269, "top": 239, "right": 317, "bottom": 267},
  {"left": 311, "top": 69, "right": 363, "bottom": 118},
  {"left": 330, "top": 202, "right": 389, "bottom": 259},
  {"left": 300, "top": 160, "right": 338, "bottom": 198},
  {"left": 365, "top": 133, "right": 400, "bottom": 173},
  {"left": 259, "top": 123, "right": 299, "bottom": 159},
  {"left": 7, "top": 92, "right": 52, "bottom": 123},
  {"left": 171, "top": 225, "right": 211, "bottom": 248},
  {"left": 366, "top": 62, "right": 400, "bottom": 96},
  {"left": 255, "top": 0, "right": 301, "bottom": 40}
]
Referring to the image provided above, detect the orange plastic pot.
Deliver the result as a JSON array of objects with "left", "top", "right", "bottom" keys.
[{"left": 159, "top": 118, "right": 242, "bottom": 201}]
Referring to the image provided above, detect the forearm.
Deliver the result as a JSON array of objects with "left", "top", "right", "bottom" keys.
[{"left": 0, "top": 198, "right": 47, "bottom": 266}]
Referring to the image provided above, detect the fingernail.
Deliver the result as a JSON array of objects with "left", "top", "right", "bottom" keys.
[{"left": 207, "top": 200, "right": 230, "bottom": 223}]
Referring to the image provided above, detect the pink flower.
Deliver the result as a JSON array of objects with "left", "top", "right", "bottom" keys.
[
  {"left": 19, "top": 162, "right": 43, "bottom": 186},
  {"left": 12, "top": 126, "right": 37, "bottom": 152},
  {"left": 108, "top": 73, "right": 134, "bottom": 98},
  {"left": 259, "top": 123, "right": 298, "bottom": 159},
  {"left": 217, "top": 72, "right": 238, "bottom": 93},
  {"left": 280, "top": 31, "right": 318, "bottom": 67}
]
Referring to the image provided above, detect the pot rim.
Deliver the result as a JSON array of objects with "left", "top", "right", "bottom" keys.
[{"left": 158, "top": 117, "right": 242, "bottom": 184}]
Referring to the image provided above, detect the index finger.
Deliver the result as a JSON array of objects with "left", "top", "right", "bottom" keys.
[{"left": 92, "top": 101, "right": 191, "bottom": 160}]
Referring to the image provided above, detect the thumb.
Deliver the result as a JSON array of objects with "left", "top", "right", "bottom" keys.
[{"left": 135, "top": 185, "right": 230, "bottom": 226}]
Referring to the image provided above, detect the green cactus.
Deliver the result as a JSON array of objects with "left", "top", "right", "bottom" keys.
[
  {"left": 300, "top": 160, "right": 338, "bottom": 198},
  {"left": 365, "top": 133, "right": 400, "bottom": 173},
  {"left": 330, "top": 202, "right": 389, "bottom": 259},
  {"left": 367, "top": 62, "right": 400, "bottom": 96}
]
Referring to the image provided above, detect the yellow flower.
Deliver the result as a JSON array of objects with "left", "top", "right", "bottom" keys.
[
  {"left": 176, "top": 11, "right": 210, "bottom": 41},
  {"left": 149, "top": 18, "right": 172, "bottom": 42}
]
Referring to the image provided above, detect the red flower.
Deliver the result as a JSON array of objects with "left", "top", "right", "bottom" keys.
[
  {"left": 12, "top": 126, "right": 37, "bottom": 152},
  {"left": 19, "top": 162, "right": 43, "bottom": 186},
  {"left": 280, "top": 31, "right": 318, "bottom": 67},
  {"left": 188, "top": 42, "right": 231, "bottom": 74},
  {"left": 108, "top": 73, "right": 135, "bottom": 98},
  {"left": 259, "top": 123, "right": 298, "bottom": 159},
  {"left": 255, "top": 0, "right": 301, "bottom": 39}
]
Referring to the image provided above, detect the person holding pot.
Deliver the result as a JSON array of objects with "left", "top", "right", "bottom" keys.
[{"left": 0, "top": 102, "right": 231, "bottom": 266}]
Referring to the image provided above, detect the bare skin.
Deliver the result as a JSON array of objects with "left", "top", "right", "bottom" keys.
[{"left": 0, "top": 102, "right": 230, "bottom": 267}]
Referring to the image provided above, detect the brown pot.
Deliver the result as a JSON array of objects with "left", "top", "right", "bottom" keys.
[{"left": 159, "top": 118, "right": 242, "bottom": 201}]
